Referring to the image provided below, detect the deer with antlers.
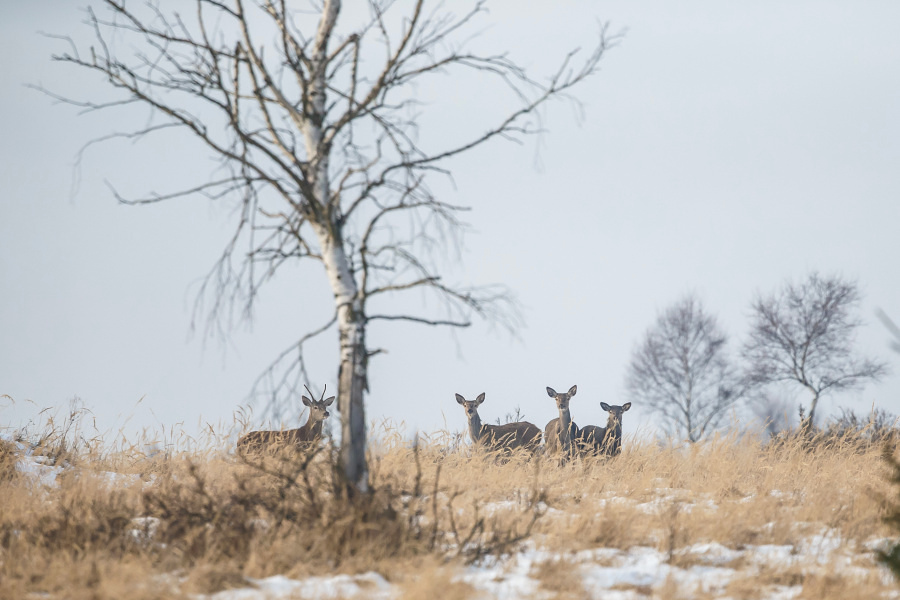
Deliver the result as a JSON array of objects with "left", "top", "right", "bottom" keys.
[{"left": 237, "top": 385, "right": 335, "bottom": 454}]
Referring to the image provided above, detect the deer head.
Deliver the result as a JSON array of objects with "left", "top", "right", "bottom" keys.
[
  {"left": 600, "top": 401, "right": 631, "bottom": 427},
  {"left": 456, "top": 392, "right": 485, "bottom": 420},
  {"left": 546, "top": 385, "right": 577, "bottom": 414},
  {"left": 302, "top": 384, "right": 336, "bottom": 426}
]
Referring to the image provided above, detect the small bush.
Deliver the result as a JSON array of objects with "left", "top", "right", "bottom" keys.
[{"left": 767, "top": 406, "right": 899, "bottom": 453}]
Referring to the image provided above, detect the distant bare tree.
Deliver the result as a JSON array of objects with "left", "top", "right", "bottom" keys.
[
  {"left": 742, "top": 273, "right": 888, "bottom": 433},
  {"left": 626, "top": 295, "right": 741, "bottom": 442},
  {"left": 45, "top": 0, "right": 614, "bottom": 492}
]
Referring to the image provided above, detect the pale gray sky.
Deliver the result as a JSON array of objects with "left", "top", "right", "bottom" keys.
[{"left": 2, "top": 1, "right": 899, "bottom": 445}]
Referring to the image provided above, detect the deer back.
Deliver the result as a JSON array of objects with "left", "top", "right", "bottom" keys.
[
  {"left": 482, "top": 421, "right": 542, "bottom": 452},
  {"left": 575, "top": 424, "right": 607, "bottom": 457},
  {"left": 238, "top": 429, "right": 291, "bottom": 453},
  {"left": 236, "top": 413, "right": 326, "bottom": 454}
]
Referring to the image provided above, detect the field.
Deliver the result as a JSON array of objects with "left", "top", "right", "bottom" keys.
[{"left": 1, "top": 415, "right": 899, "bottom": 599}]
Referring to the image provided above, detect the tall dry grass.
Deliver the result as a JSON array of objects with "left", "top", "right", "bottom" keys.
[{"left": 0, "top": 412, "right": 897, "bottom": 599}]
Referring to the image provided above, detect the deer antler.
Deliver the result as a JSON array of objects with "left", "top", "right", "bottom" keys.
[{"left": 302, "top": 383, "right": 327, "bottom": 403}]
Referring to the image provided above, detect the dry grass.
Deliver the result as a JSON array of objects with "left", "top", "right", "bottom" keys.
[
  {"left": 180, "top": 563, "right": 252, "bottom": 594},
  {"left": 531, "top": 556, "right": 589, "bottom": 599},
  {"left": 0, "top": 416, "right": 897, "bottom": 598},
  {"left": 723, "top": 562, "right": 893, "bottom": 600},
  {"left": 394, "top": 558, "right": 478, "bottom": 600}
]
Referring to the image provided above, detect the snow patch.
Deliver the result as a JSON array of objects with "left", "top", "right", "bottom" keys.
[
  {"left": 204, "top": 572, "right": 393, "bottom": 600},
  {"left": 128, "top": 517, "right": 161, "bottom": 544},
  {"left": 15, "top": 456, "right": 65, "bottom": 488}
]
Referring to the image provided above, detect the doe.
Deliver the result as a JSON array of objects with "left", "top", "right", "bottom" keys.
[
  {"left": 455, "top": 393, "right": 542, "bottom": 454},
  {"left": 577, "top": 402, "right": 632, "bottom": 457},
  {"left": 544, "top": 385, "right": 579, "bottom": 459}
]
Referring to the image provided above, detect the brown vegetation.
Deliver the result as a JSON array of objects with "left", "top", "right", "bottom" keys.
[{"left": 0, "top": 415, "right": 897, "bottom": 598}]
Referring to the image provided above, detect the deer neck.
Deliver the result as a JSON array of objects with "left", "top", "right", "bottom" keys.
[
  {"left": 467, "top": 412, "right": 484, "bottom": 445},
  {"left": 606, "top": 416, "right": 622, "bottom": 450},
  {"left": 606, "top": 416, "right": 621, "bottom": 439},
  {"left": 558, "top": 407, "right": 573, "bottom": 445},
  {"left": 302, "top": 415, "right": 325, "bottom": 440}
]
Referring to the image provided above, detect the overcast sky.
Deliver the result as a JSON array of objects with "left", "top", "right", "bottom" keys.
[{"left": 2, "top": 1, "right": 899, "bottom": 447}]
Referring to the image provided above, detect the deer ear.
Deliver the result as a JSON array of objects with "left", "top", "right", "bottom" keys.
[
  {"left": 600, "top": 402, "right": 611, "bottom": 412},
  {"left": 622, "top": 402, "right": 632, "bottom": 412},
  {"left": 568, "top": 385, "right": 577, "bottom": 397},
  {"left": 475, "top": 392, "right": 486, "bottom": 405},
  {"left": 324, "top": 396, "right": 336, "bottom": 407},
  {"left": 302, "top": 396, "right": 313, "bottom": 407},
  {"left": 546, "top": 387, "right": 557, "bottom": 397},
  {"left": 455, "top": 393, "right": 466, "bottom": 405}
]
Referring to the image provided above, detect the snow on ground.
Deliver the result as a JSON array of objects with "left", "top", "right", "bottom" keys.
[
  {"left": 14, "top": 453, "right": 65, "bottom": 487},
  {"left": 456, "top": 536, "right": 894, "bottom": 600},
  {"left": 184, "top": 534, "right": 899, "bottom": 599},
  {"left": 482, "top": 499, "right": 564, "bottom": 519},
  {"left": 205, "top": 573, "right": 394, "bottom": 600},
  {"left": 187, "top": 534, "right": 897, "bottom": 599},
  {"left": 7, "top": 439, "right": 144, "bottom": 489},
  {"left": 5, "top": 435, "right": 68, "bottom": 488}
]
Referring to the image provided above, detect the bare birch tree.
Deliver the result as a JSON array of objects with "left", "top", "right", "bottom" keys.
[
  {"left": 742, "top": 273, "right": 888, "bottom": 433},
  {"left": 44, "top": 0, "right": 614, "bottom": 492},
  {"left": 626, "top": 295, "right": 741, "bottom": 442}
]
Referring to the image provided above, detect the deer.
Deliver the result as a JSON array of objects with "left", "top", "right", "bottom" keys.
[
  {"left": 576, "top": 402, "right": 632, "bottom": 457},
  {"left": 455, "top": 393, "right": 542, "bottom": 455},
  {"left": 236, "top": 385, "right": 335, "bottom": 455},
  {"left": 544, "top": 385, "right": 579, "bottom": 460}
]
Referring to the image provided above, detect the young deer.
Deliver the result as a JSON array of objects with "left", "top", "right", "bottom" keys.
[
  {"left": 237, "top": 386, "right": 335, "bottom": 454},
  {"left": 544, "top": 385, "right": 579, "bottom": 459},
  {"left": 455, "top": 393, "right": 542, "bottom": 454},
  {"left": 576, "top": 402, "right": 632, "bottom": 457}
]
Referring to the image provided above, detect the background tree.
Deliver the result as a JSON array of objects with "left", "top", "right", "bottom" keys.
[
  {"left": 742, "top": 272, "right": 888, "bottom": 433},
  {"left": 46, "top": 0, "right": 613, "bottom": 492},
  {"left": 625, "top": 295, "right": 741, "bottom": 442}
]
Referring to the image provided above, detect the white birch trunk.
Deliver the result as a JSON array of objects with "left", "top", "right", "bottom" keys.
[
  {"left": 315, "top": 225, "right": 370, "bottom": 492},
  {"left": 304, "top": 0, "right": 369, "bottom": 493}
]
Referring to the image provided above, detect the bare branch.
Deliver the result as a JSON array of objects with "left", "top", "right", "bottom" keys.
[
  {"left": 367, "top": 314, "right": 471, "bottom": 328},
  {"left": 250, "top": 311, "right": 339, "bottom": 421}
]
